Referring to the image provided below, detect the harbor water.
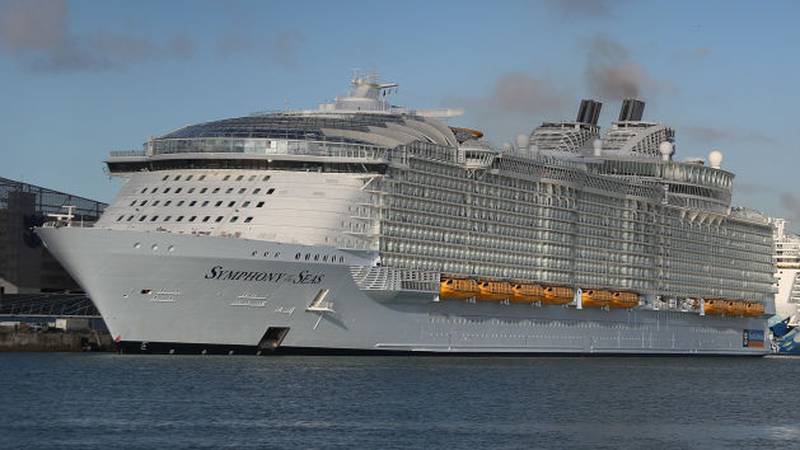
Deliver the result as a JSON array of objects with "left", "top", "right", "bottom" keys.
[{"left": 1, "top": 353, "right": 798, "bottom": 449}]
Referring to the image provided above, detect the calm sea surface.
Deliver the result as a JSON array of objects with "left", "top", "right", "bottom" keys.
[{"left": 1, "top": 353, "right": 798, "bottom": 449}]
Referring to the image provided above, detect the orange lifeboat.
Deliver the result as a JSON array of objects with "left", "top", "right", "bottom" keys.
[
  {"left": 542, "top": 286, "right": 574, "bottom": 305},
  {"left": 511, "top": 283, "right": 545, "bottom": 303},
  {"left": 476, "top": 280, "right": 513, "bottom": 301},
  {"left": 744, "top": 302, "right": 765, "bottom": 317},
  {"left": 703, "top": 299, "right": 727, "bottom": 315},
  {"left": 727, "top": 301, "right": 748, "bottom": 316},
  {"left": 581, "top": 289, "right": 613, "bottom": 308},
  {"left": 439, "top": 278, "right": 479, "bottom": 300},
  {"left": 610, "top": 292, "right": 639, "bottom": 309}
]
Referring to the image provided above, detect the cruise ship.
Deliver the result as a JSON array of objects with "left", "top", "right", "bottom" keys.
[
  {"left": 773, "top": 219, "right": 800, "bottom": 325},
  {"left": 37, "top": 75, "right": 776, "bottom": 355}
]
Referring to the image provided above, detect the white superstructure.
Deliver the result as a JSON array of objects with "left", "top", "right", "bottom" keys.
[
  {"left": 37, "top": 76, "right": 775, "bottom": 355},
  {"left": 773, "top": 218, "right": 800, "bottom": 325}
]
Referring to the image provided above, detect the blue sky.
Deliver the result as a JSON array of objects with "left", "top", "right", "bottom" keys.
[{"left": 1, "top": 0, "right": 798, "bottom": 230}]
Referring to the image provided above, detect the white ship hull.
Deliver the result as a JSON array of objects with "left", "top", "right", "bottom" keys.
[{"left": 38, "top": 227, "right": 768, "bottom": 355}]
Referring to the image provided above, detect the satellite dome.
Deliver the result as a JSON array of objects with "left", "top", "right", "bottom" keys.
[{"left": 708, "top": 149, "right": 723, "bottom": 169}]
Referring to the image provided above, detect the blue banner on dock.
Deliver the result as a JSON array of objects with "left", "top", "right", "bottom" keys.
[{"left": 743, "top": 329, "right": 765, "bottom": 348}]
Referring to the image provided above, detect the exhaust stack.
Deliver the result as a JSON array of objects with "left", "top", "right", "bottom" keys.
[
  {"left": 576, "top": 99, "right": 603, "bottom": 126},
  {"left": 618, "top": 98, "right": 645, "bottom": 121}
]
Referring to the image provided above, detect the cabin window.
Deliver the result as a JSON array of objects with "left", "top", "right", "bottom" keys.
[
  {"left": 152, "top": 200, "right": 160, "bottom": 206},
  {"left": 189, "top": 201, "right": 197, "bottom": 207},
  {"left": 212, "top": 188, "right": 220, "bottom": 194},
  {"left": 140, "top": 187, "right": 148, "bottom": 193},
  {"left": 215, "top": 216, "right": 224, "bottom": 223},
  {"left": 186, "top": 175, "right": 193, "bottom": 181},
  {"left": 242, "top": 201, "right": 251, "bottom": 207},
  {"left": 198, "top": 175, "right": 206, "bottom": 181},
  {"left": 140, "top": 200, "right": 148, "bottom": 206},
  {"left": 162, "top": 188, "right": 169, "bottom": 193},
  {"left": 202, "top": 200, "right": 210, "bottom": 207},
  {"left": 162, "top": 175, "right": 169, "bottom": 181},
  {"left": 164, "top": 200, "right": 172, "bottom": 206},
  {"left": 253, "top": 188, "right": 261, "bottom": 194},
  {"left": 248, "top": 175, "right": 256, "bottom": 181},
  {"left": 117, "top": 215, "right": 124, "bottom": 221},
  {"left": 164, "top": 216, "right": 171, "bottom": 221},
  {"left": 187, "top": 188, "right": 195, "bottom": 194},
  {"left": 225, "top": 188, "right": 234, "bottom": 194},
  {"left": 266, "top": 188, "right": 275, "bottom": 195},
  {"left": 177, "top": 200, "right": 185, "bottom": 206},
  {"left": 175, "top": 188, "right": 182, "bottom": 194},
  {"left": 139, "top": 215, "right": 147, "bottom": 221},
  {"left": 150, "top": 216, "right": 159, "bottom": 222},
  {"left": 263, "top": 175, "right": 271, "bottom": 181},
  {"left": 229, "top": 216, "right": 238, "bottom": 223},
  {"left": 174, "top": 175, "right": 182, "bottom": 181},
  {"left": 176, "top": 216, "right": 184, "bottom": 222},
  {"left": 236, "top": 175, "right": 244, "bottom": 181},
  {"left": 202, "top": 216, "right": 210, "bottom": 222},
  {"left": 189, "top": 216, "right": 197, "bottom": 222},
  {"left": 256, "top": 201, "right": 265, "bottom": 208},
  {"left": 244, "top": 217, "right": 253, "bottom": 223},
  {"left": 200, "top": 188, "right": 207, "bottom": 194},
  {"left": 223, "top": 175, "right": 231, "bottom": 181},
  {"left": 228, "top": 201, "right": 236, "bottom": 207},
  {"left": 238, "top": 188, "right": 246, "bottom": 194},
  {"left": 129, "top": 200, "right": 136, "bottom": 206},
  {"left": 215, "top": 201, "right": 223, "bottom": 207}
]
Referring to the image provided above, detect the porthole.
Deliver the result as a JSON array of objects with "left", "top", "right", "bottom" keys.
[
  {"left": 150, "top": 216, "right": 159, "bottom": 222},
  {"left": 238, "top": 188, "right": 246, "bottom": 194},
  {"left": 175, "top": 188, "right": 182, "bottom": 194},
  {"left": 248, "top": 175, "right": 256, "bottom": 181},
  {"left": 236, "top": 175, "right": 244, "bottom": 181},
  {"left": 305, "top": 254, "right": 310, "bottom": 261},
  {"left": 186, "top": 175, "right": 193, "bottom": 181},
  {"left": 256, "top": 201, "right": 264, "bottom": 208},
  {"left": 151, "top": 244, "right": 158, "bottom": 251},
  {"left": 253, "top": 188, "right": 261, "bottom": 194},
  {"left": 266, "top": 188, "right": 275, "bottom": 195},
  {"left": 252, "top": 250, "right": 258, "bottom": 256},
  {"left": 215, "top": 216, "right": 223, "bottom": 223},
  {"left": 263, "top": 175, "right": 271, "bottom": 181},
  {"left": 295, "top": 253, "right": 301, "bottom": 260},
  {"left": 244, "top": 217, "right": 253, "bottom": 223},
  {"left": 228, "top": 201, "right": 236, "bottom": 207},
  {"left": 314, "top": 254, "right": 319, "bottom": 261},
  {"left": 225, "top": 188, "right": 234, "bottom": 194},
  {"left": 133, "top": 242, "right": 141, "bottom": 249},
  {"left": 200, "top": 188, "right": 207, "bottom": 194},
  {"left": 215, "top": 201, "right": 223, "bottom": 207},
  {"left": 162, "top": 175, "right": 169, "bottom": 181},
  {"left": 242, "top": 201, "right": 251, "bottom": 207},
  {"left": 223, "top": 175, "right": 231, "bottom": 181},
  {"left": 174, "top": 175, "right": 182, "bottom": 181},
  {"left": 212, "top": 188, "right": 220, "bottom": 194},
  {"left": 202, "top": 201, "right": 209, "bottom": 207},
  {"left": 168, "top": 245, "right": 175, "bottom": 253},
  {"left": 198, "top": 175, "right": 206, "bottom": 181}
]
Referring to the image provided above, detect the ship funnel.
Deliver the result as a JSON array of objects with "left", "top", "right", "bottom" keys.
[
  {"left": 576, "top": 99, "right": 602, "bottom": 126},
  {"left": 618, "top": 98, "right": 645, "bottom": 121}
]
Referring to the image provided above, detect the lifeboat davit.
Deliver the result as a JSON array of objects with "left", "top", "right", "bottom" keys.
[
  {"left": 476, "top": 281, "right": 513, "bottom": 301},
  {"left": 581, "top": 289, "right": 613, "bottom": 308},
  {"left": 439, "top": 278, "right": 479, "bottom": 300},
  {"left": 703, "top": 299, "right": 727, "bottom": 315},
  {"left": 542, "top": 286, "right": 573, "bottom": 305},
  {"left": 511, "top": 283, "right": 545, "bottom": 303},
  {"left": 744, "top": 302, "right": 765, "bottom": 317},
  {"left": 610, "top": 292, "right": 639, "bottom": 309}
]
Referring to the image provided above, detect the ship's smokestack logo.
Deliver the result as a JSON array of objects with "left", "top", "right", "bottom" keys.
[{"left": 204, "top": 266, "right": 325, "bottom": 285}]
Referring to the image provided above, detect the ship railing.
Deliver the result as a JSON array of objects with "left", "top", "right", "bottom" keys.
[
  {"left": 141, "top": 138, "right": 390, "bottom": 161},
  {"left": 108, "top": 150, "right": 147, "bottom": 158}
]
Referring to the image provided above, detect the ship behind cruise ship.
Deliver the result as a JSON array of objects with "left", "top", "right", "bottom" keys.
[{"left": 36, "top": 75, "right": 775, "bottom": 355}]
